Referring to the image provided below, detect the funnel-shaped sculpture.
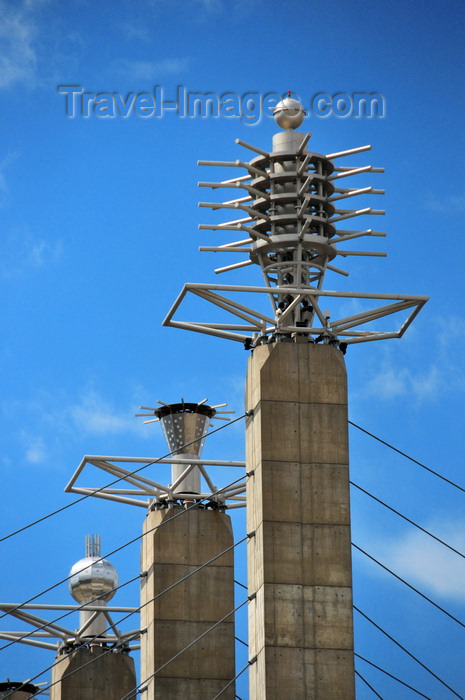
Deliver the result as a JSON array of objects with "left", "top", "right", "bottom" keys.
[{"left": 155, "top": 401, "right": 216, "bottom": 495}]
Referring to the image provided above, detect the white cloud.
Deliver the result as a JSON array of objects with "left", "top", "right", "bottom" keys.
[
  {"left": 69, "top": 391, "right": 146, "bottom": 436},
  {"left": 364, "top": 359, "right": 440, "bottom": 402},
  {"left": 351, "top": 312, "right": 465, "bottom": 406},
  {"left": 24, "top": 436, "right": 47, "bottom": 463},
  {"left": 0, "top": 151, "right": 17, "bottom": 192},
  {"left": 426, "top": 193, "right": 465, "bottom": 214},
  {"left": 0, "top": 1, "right": 38, "bottom": 88},
  {"left": 0, "top": 227, "right": 62, "bottom": 278},
  {"left": 122, "top": 23, "right": 151, "bottom": 43},
  {"left": 115, "top": 57, "right": 189, "bottom": 81},
  {"left": 379, "top": 523, "right": 465, "bottom": 602},
  {"left": 29, "top": 238, "right": 62, "bottom": 267},
  {"left": 7, "top": 388, "right": 152, "bottom": 467}
]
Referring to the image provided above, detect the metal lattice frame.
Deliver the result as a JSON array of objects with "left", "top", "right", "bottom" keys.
[
  {"left": 0, "top": 603, "right": 140, "bottom": 652},
  {"left": 164, "top": 283, "right": 427, "bottom": 345},
  {"left": 65, "top": 455, "right": 246, "bottom": 509}
]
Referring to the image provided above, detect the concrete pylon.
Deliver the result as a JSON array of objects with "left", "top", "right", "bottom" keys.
[
  {"left": 246, "top": 342, "right": 354, "bottom": 699},
  {"left": 140, "top": 506, "right": 236, "bottom": 699},
  {"left": 50, "top": 646, "right": 136, "bottom": 699},
  {"left": 0, "top": 682, "right": 40, "bottom": 699}
]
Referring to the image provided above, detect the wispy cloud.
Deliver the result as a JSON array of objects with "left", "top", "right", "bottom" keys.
[
  {"left": 0, "top": 1, "right": 39, "bottom": 89},
  {"left": 23, "top": 434, "right": 47, "bottom": 464},
  {"left": 0, "top": 151, "right": 17, "bottom": 193},
  {"left": 426, "top": 193, "right": 465, "bottom": 214},
  {"left": 122, "top": 23, "right": 151, "bottom": 43},
  {"left": 6, "top": 387, "right": 152, "bottom": 468},
  {"left": 365, "top": 360, "right": 440, "bottom": 401},
  {"left": 370, "top": 521, "right": 465, "bottom": 602},
  {"left": 115, "top": 57, "right": 189, "bottom": 81},
  {"left": 69, "top": 391, "right": 145, "bottom": 436},
  {"left": 0, "top": 227, "right": 62, "bottom": 279},
  {"left": 351, "top": 313, "right": 465, "bottom": 406}
]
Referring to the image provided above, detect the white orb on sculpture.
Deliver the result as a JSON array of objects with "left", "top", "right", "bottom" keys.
[
  {"left": 68, "top": 555, "right": 118, "bottom": 604},
  {"left": 273, "top": 95, "right": 306, "bottom": 130}
]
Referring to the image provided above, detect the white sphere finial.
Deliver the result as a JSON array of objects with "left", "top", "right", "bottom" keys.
[
  {"left": 273, "top": 91, "right": 305, "bottom": 130},
  {"left": 68, "top": 534, "right": 118, "bottom": 604}
]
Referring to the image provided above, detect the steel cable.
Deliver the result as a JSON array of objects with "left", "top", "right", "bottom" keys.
[
  {"left": 0, "top": 408, "right": 248, "bottom": 626},
  {"left": 355, "top": 653, "right": 432, "bottom": 699},
  {"left": 354, "top": 607, "right": 463, "bottom": 699},
  {"left": 352, "top": 543, "right": 465, "bottom": 631},
  {"left": 355, "top": 669, "right": 384, "bottom": 699},
  {"left": 211, "top": 662, "right": 251, "bottom": 699},
  {"left": 0, "top": 533, "right": 249, "bottom": 652},
  {"left": 351, "top": 481, "right": 465, "bottom": 561},
  {"left": 349, "top": 420, "right": 465, "bottom": 494}
]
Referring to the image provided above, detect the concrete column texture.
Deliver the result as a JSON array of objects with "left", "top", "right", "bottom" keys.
[
  {"left": 49, "top": 646, "right": 136, "bottom": 699},
  {"left": 140, "top": 506, "right": 236, "bottom": 699},
  {"left": 246, "top": 342, "right": 355, "bottom": 700}
]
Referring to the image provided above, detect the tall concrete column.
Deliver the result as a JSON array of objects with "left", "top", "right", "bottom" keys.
[
  {"left": 246, "top": 342, "right": 354, "bottom": 700},
  {"left": 141, "top": 506, "right": 236, "bottom": 699},
  {"left": 50, "top": 647, "right": 136, "bottom": 699}
]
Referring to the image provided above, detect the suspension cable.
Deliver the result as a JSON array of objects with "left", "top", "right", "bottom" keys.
[
  {"left": 0, "top": 573, "right": 139, "bottom": 652},
  {"left": 234, "top": 579, "right": 248, "bottom": 590},
  {"left": 235, "top": 636, "right": 248, "bottom": 647},
  {"left": 0, "top": 532, "right": 248, "bottom": 652},
  {"left": 351, "top": 481, "right": 465, "bottom": 560},
  {"left": 355, "top": 669, "right": 384, "bottom": 699},
  {"left": 349, "top": 420, "right": 465, "bottom": 495},
  {"left": 355, "top": 653, "right": 432, "bottom": 699},
  {"left": 352, "top": 543, "right": 465, "bottom": 630},
  {"left": 211, "top": 661, "right": 251, "bottom": 700},
  {"left": 354, "top": 606, "right": 463, "bottom": 699}
]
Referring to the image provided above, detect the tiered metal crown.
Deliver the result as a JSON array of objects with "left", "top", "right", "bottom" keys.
[{"left": 164, "top": 97, "right": 427, "bottom": 347}]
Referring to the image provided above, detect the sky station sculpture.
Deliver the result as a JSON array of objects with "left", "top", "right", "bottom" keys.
[
  {"left": 163, "top": 95, "right": 428, "bottom": 699},
  {"left": 0, "top": 95, "right": 428, "bottom": 699},
  {"left": 66, "top": 399, "right": 242, "bottom": 699},
  {"left": 164, "top": 95, "right": 427, "bottom": 347}
]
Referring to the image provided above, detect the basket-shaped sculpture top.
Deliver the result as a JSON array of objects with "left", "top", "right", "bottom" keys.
[{"left": 156, "top": 402, "right": 217, "bottom": 496}]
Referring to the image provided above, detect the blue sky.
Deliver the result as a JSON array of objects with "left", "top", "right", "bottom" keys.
[{"left": 0, "top": 0, "right": 464, "bottom": 696}]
